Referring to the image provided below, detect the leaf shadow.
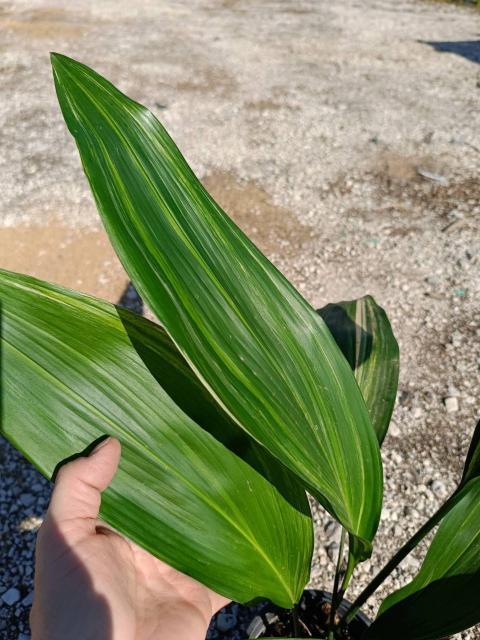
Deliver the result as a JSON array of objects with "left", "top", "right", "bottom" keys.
[
  {"left": 31, "top": 518, "right": 114, "bottom": 639},
  {"left": 317, "top": 303, "right": 373, "bottom": 370},
  {"left": 115, "top": 285, "right": 311, "bottom": 516}
]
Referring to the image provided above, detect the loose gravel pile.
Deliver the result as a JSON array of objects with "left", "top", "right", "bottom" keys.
[{"left": 1, "top": 0, "right": 479, "bottom": 638}]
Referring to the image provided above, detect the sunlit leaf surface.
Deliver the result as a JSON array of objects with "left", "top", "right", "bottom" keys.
[
  {"left": 51, "top": 54, "right": 383, "bottom": 556},
  {"left": 318, "top": 295, "right": 399, "bottom": 445},
  {"left": 0, "top": 270, "right": 313, "bottom": 607}
]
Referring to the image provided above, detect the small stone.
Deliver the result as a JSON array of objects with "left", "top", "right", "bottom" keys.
[
  {"left": 22, "top": 591, "right": 34, "bottom": 607},
  {"left": 324, "top": 519, "right": 340, "bottom": 538},
  {"left": 326, "top": 542, "right": 339, "bottom": 562},
  {"left": 403, "top": 555, "right": 420, "bottom": 571},
  {"left": 444, "top": 396, "right": 459, "bottom": 413},
  {"left": 18, "top": 516, "right": 43, "bottom": 532},
  {"left": 429, "top": 479, "right": 448, "bottom": 498},
  {"left": 448, "top": 384, "right": 460, "bottom": 397},
  {"left": 246, "top": 615, "right": 265, "bottom": 637},
  {"left": 18, "top": 634, "right": 31, "bottom": 640},
  {"left": 216, "top": 612, "right": 237, "bottom": 632},
  {"left": 389, "top": 423, "right": 400, "bottom": 437},
  {"left": 412, "top": 407, "right": 423, "bottom": 419},
  {"left": 450, "top": 331, "right": 463, "bottom": 348},
  {"left": 398, "top": 390, "right": 411, "bottom": 407},
  {"left": 264, "top": 612, "right": 279, "bottom": 625},
  {"left": 2, "top": 587, "right": 21, "bottom": 606},
  {"left": 19, "top": 494, "right": 35, "bottom": 507},
  {"left": 391, "top": 451, "right": 403, "bottom": 465}
]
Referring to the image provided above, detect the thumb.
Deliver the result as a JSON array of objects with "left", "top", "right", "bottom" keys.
[{"left": 46, "top": 437, "right": 121, "bottom": 533}]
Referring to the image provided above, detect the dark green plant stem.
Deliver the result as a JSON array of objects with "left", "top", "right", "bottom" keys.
[
  {"left": 327, "top": 528, "right": 346, "bottom": 640},
  {"left": 292, "top": 604, "right": 301, "bottom": 638},
  {"left": 341, "top": 492, "right": 461, "bottom": 625},
  {"left": 340, "top": 546, "right": 356, "bottom": 595}
]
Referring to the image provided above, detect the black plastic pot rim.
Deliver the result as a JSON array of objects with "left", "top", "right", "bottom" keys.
[{"left": 247, "top": 589, "right": 371, "bottom": 639}]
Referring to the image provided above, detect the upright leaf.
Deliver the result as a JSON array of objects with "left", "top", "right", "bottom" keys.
[
  {"left": 0, "top": 269, "right": 313, "bottom": 607},
  {"left": 367, "top": 478, "right": 480, "bottom": 640},
  {"left": 51, "top": 54, "right": 383, "bottom": 556},
  {"left": 318, "top": 296, "right": 399, "bottom": 445},
  {"left": 460, "top": 419, "right": 480, "bottom": 487}
]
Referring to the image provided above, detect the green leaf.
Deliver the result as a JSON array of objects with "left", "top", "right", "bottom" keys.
[
  {"left": 50, "top": 53, "right": 383, "bottom": 557},
  {"left": 460, "top": 419, "right": 480, "bottom": 486},
  {"left": 318, "top": 296, "right": 399, "bottom": 445},
  {"left": 0, "top": 269, "right": 313, "bottom": 607},
  {"left": 367, "top": 478, "right": 480, "bottom": 640}
]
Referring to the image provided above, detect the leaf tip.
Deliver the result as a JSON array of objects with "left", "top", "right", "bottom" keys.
[
  {"left": 50, "top": 51, "right": 70, "bottom": 71},
  {"left": 50, "top": 53, "right": 88, "bottom": 85}
]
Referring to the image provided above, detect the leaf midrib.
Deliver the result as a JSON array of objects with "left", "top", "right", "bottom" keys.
[
  {"left": 3, "top": 335, "right": 295, "bottom": 600},
  {"left": 64, "top": 65, "right": 354, "bottom": 517}
]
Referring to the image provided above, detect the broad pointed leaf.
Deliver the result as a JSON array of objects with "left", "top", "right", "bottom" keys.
[
  {"left": 367, "top": 478, "right": 480, "bottom": 640},
  {"left": 0, "top": 269, "right": 313, "bottom": 607},
  {"left": 460, "top": 419, "right": 480, "bottom": 487},
  {"left": 318, "top": 296, "right": 399, "bottom": 445},
  {"left": 50, "top": 53, "right": 383, "bottom": 556}
]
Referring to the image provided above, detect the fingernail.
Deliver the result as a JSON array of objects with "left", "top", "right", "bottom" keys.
[{"left": 90, "top": 437, "right": 111, "bottom": 456}]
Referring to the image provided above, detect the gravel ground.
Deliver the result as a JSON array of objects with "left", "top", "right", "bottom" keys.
[{"left": 1, "top": 0, "right": 480, "bottom": 638}]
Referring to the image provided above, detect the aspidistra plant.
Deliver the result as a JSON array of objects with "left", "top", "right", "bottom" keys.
[
  {"left": 1, "top": 52, "right": 383, "bottom": 607},
  {"left": 1, "top": 55, "right": 480, "bottom": 639}
]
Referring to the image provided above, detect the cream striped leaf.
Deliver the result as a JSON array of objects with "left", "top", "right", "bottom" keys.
[
  {"left": 0, "top": 269, "right": 313, "bottom": 607},
  {"left": 51, "top": 53, "right": 383, "bottom": 557},
  {"left": 318, "top": 296, "right": 399, "bottom": 445},
  {"left": 367, "top": 477, "right": 480, "bottom": 639},
  {"left": 460, "top": 419, "right": 480, "bottom": 487}
]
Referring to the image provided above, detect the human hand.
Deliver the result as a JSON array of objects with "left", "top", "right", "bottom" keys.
[{"left": 30, "top": 437, "right": 230, "bottom": 640}]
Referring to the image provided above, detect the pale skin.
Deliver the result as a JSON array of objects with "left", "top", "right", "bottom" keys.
[{"left": 30, "top": 437, "right": 230, "bottom": 640}]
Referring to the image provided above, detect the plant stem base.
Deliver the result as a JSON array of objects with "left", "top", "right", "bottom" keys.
[{"left": 247, "top": 590, "right": 371, "bottom": 639}]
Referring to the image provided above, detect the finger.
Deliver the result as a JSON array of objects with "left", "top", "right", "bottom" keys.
[{"left": 47, "top": 437, "right": 121, "bottom": 530}]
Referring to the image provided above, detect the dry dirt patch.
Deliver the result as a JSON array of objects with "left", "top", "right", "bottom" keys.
[
  {"left": 175, "top": 67, "right": 237, "bottom": 97},
  {"left": 0, "top": 173, "right": 313, "bottom": 303},
  {"left": 0, "top": 224, "right": 127, "bottom": 301},
  {"left": 202, "top": 170, "right": 316, "bottom": 258},
  {"left": 0, "top": 6, "right": 89, "bottom": 39}
]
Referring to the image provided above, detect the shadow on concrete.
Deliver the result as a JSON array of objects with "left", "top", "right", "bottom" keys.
[
  {"left": 117, "top": 281, "right": 144, "bottom": 315},
  {"left": 421, "top": 40, "right": 480, "bottom": 65}
]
